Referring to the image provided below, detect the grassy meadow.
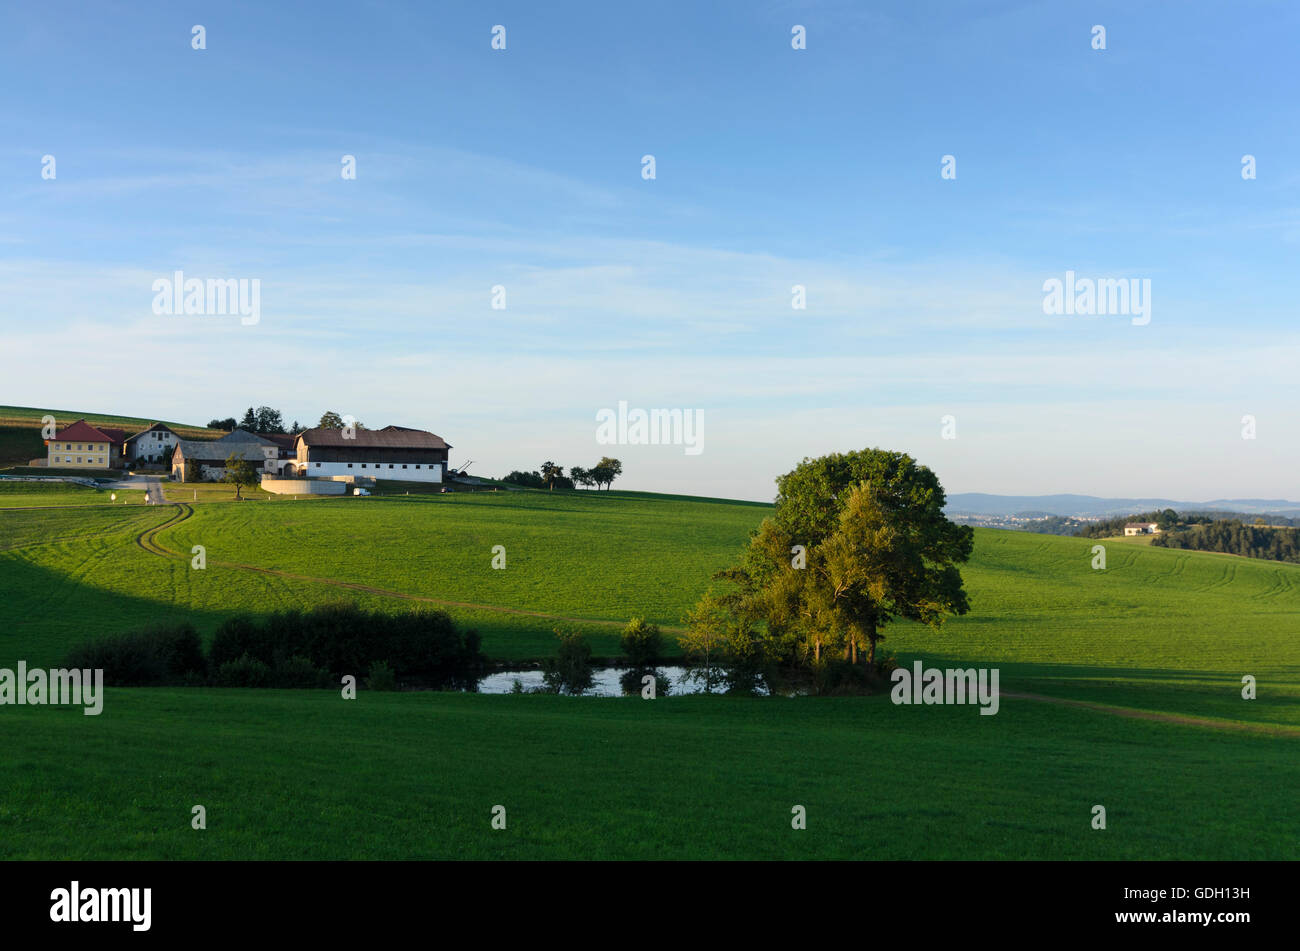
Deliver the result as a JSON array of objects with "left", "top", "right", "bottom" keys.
[
  {"left": 0, "top": 486, "right": 1296, "bottom": 859},
  {"left": 0, "top": 480, "right": 145, "bottom": 508},
  {"left": 1, "top": 688, "right": 1294, "bottom": 861}
]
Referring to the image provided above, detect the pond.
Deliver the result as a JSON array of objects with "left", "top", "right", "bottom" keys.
[{"left": 474, "top": 666, "right": 759, "bottom": 696}]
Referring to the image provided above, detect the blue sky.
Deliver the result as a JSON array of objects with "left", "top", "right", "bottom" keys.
[{"left": 2, "top": 0, "right": 1298, "bottom": 501}]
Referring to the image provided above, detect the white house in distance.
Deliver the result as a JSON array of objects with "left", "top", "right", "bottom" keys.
[
  {"left": 289, "top": 425, "right": 451, "bottom": 481},
  {"left": 1124, "top": 522, "right": 1161, "bottom": 536},
  {"left": 123, "top": 423, "right": 179, "bottom": 465}
]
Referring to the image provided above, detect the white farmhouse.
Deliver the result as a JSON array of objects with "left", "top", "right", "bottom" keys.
[
  {"left": 1123, "top": 522, "right": 1161, "bottom": 536},
  {"left": 123, "top": 423, "right": 179, "bottom": 465}
]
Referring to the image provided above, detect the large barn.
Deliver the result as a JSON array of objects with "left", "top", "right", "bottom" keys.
[{"left": 290, "top": 425, "right": 451, "bottom": 482}]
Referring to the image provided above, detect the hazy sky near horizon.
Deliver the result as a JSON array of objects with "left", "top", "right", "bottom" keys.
[{"left": 2, "top": 1, "right": 1298, "bottom": 502}]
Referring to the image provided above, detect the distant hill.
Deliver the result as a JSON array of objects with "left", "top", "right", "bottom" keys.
[{"left": 947, "top": 493, "right": 1300, "bottom": 519}]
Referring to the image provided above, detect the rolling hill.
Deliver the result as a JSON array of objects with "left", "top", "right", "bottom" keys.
[{"left": 0, "top": 483, "right": 1295, "bottom": 859}]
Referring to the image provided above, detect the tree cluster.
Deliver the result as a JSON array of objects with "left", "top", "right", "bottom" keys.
[
  {"left": 207, "top": 407, "right": 302, "bottom": 434},
  {"left": 1153, "top": 519, "right": 1300, "bottom": 564},
  {"left": 502, "top": 457, "right": 623, "bottom": 491},
  {"left": 681, "top": 449, "right": 973, "bottom": 693}
]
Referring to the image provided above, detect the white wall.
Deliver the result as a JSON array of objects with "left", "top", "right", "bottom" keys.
[
  {"left": 302, "top": 460, "right": 443, "bottom": 482},
  {"left": 127, "top": 431, "right": 178, "bottom": 462}
]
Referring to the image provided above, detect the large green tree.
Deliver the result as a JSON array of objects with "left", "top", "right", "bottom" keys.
[{"left": 691, "top": 448, "right": 973, "bottom": 669}]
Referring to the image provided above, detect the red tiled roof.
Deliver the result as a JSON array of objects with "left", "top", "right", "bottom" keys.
[{"left": 49, "top": 420, "right": 127, "bottom": 445}]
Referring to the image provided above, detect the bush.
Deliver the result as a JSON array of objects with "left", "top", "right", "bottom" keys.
[
  {"left": 210, "top": 603, "right": 484, "bottom": 688},
  {"left": 620, "top": 617, "right": 663, "bottom": 666},
  {"left": 213, "top": 653, "right": 272, "bottom": 688},
  {"left": 84, "top": 602, "right": 485, "bottom": 691},
  {"left": 541, "top": 628, "right": 595, "bottom": 695},
  {"left": 271, "top": 654, "right": 331, "bottom": 689},
  {"left": 501, "top": 470, "right": 546, "bottom": 488},
  {"left": 619, "top": 667, "right": 671, "bottom": 697},
  {"left": 65, "top": 623, "right": 206, "bottom": 686},
  {"left": 209, "top": 614, "right": 276, "bottom": 669},
  {"left": 365, "top": 660, "right": 398, "bottom": 691}
]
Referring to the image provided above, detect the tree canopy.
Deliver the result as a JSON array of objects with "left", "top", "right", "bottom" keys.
[
  {"left": 222, "top": 452, "right": 259, "bottom": 500},
  {"left": 684, "top": 448, "right": 973, "bottom": 674}
]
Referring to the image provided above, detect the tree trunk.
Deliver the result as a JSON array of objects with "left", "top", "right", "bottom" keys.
[{"left": 866, "top": 636, "right": 877, "bottom": 667}]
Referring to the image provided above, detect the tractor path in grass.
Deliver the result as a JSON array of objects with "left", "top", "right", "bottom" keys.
[{"left": 135, "top": 501, "right": 667, "bottom": 633}]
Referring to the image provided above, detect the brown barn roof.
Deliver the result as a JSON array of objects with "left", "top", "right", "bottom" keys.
[{"left": 296, "top": 425, "right": 450, "bottom": 450}]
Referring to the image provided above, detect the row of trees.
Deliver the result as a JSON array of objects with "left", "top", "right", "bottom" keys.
[
  {"left": 207, "top": 409, "right": 365, "bottom": 435},
  {"left": 502, "top": 458, "right": 624, "bottom": 491},
  {"left": 1153, "top": 519, "right": 1300, "bottom": 564},
  {"left": 1074, "top": 508, "right": 1300, "bottom": 540},
  {"left": 65, "top": 602, "right": 485, "bottom": 689}
]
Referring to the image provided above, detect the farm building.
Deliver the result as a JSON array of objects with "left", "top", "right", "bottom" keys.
[
  {"left": 45, "top": 420, "right": 127, "bottom": 469},
  {"left": 123, "top": 422, "right": 179, "bottom": 464},
  {"left": 258, "top": 432, "right": 297, "bottom": 475},
  {"left": 289, "top": 425, "right": 451, "bottom": 482},
  {"left": 171, "top": 429, "right": 284, "bottom": 482},
  {"left": 1124, "top": 522, "right": 1161, "bottom": 536}
]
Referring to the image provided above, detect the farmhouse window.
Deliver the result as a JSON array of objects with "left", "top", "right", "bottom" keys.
[
  {"left": 402, "top": 465, "right": 407, "bottom": 469},
  {"left": 347, "top": 463, "right": 353, "bottom": 468}
]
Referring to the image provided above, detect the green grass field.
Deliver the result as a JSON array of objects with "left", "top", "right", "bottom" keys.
[
  {"left": 0, "top": 489, "right": 1295, "bottom": 859},
  {"left": 1, "top": 688, "right": 1293, "bottom": 860},
  {"left": 0, "top": 481, "right": 145, "bottom": 508}
]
